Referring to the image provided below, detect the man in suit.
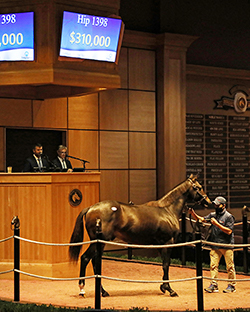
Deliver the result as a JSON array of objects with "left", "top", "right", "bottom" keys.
[
  {"left": 23, "top": 143, "right": 50, "bottom": 172},
  {"left": 52, "top": 145, "right": 73, "bottom": 172}
]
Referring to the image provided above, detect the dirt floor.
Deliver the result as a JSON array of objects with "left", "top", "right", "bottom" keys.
[{"left": 1, "top": 259, "right": 250, "bottom": 311}]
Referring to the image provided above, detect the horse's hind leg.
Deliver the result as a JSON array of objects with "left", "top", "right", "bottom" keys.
[
  {"left": 159, "top": 247, "right": 178, "bottom": 297},
  {"left": 91, "top": 244, "right": 110, "bottom": 297},
  {"left": 78, "top": 244, "right": 96, "bottom": 297}
]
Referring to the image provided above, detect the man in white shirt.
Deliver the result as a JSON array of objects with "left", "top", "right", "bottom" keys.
[{"left": 52, "top": 145, "right": 73, "bottom": 172}]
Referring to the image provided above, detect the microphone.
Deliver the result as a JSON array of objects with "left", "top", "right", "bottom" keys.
[
  {"left": 41, "top": 154, "right": 57, "bottom": 168},
  {"left": 66, "top": 154, "right": 90, "bottom": 163}
]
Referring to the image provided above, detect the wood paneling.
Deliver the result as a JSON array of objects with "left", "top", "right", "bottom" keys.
[
  {"left": 100, "top": 90, "right": 128, "bottom": 130},
  {"left": 118, "top": 47, "right": 128, "bottom": 89},
  {"left": 68, "top": 130, "right": 99, "bottom": 169},
  {"left": 68, "top": 94, "right": 98, "bottom": 130},
  {"left": 157, "top": 42, "right": 187, "bottom": 197},
  {"left": 100, "top": 131, "right": 128, "bottom": 168},
  {"left": 128, "top": 49, "right": 155, "bottom": 91},
  {"left": 129, "top": 90, "right": 155, "bottom": 131},
  {"left": 33, "top": 98, "right": 67, "bottom": 128},
  {"left": 129, "top": 132, "right": 156, "bottom": 169},
  {"left": 129, "top": 170, "right": 156, "bottom": 204},
  {"left": 0, "top": 99, "right": 32, "bottom": 127},
  {"left": 100, "top": 170, "right": 128, "bottom": 202},
  {"left": 0, "top": 172, "right": 100, "bottom": 278},
  {"left": 51, "top": 182, "right": 100, "bottom": 262},
  {"left": 0, "top": 127, "right": 4, "bottom": 171}
]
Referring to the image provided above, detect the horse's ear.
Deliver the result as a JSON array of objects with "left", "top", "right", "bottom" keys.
[{"left": 189, "top": 173, "right": 199, "bottom": 181}]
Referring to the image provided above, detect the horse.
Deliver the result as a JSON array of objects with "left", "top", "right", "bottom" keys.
[{"left": 69, "top": 174, "right": 211, "bottom": 297}]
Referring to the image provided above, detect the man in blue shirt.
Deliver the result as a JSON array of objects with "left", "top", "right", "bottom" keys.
[{"left": 189, "top": 196, "right": 236, "bottom": 293}]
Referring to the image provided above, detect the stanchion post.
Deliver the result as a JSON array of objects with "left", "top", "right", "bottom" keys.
[
  {"left": 181, "top": 211, "right": 186, "bottom": 265},
  {"left": 242, "top": 214, "right": 248, "bottom": 273},
  {"left": 95, "top": 219, "right": 102, "bottom": 310},
  {"left": 128, "top": 247, "right": 133, "bottom": 259},
  {"left": 195, "top": 232, "right": 204, "bottom": 312},
  {"left": 13, "top": 216, "right": 20, "bottom": 302}
]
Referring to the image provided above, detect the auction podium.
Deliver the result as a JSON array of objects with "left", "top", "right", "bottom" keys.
[{"left": 0, "top": 172, "right": 100, "bottom": 279}]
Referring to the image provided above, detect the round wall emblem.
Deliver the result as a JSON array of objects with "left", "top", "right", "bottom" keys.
[
  {"left": 234, "top": 92, "right": 247, "bottom": 113},
  {"left": 69, "top": 189, "right": 83, "bottom": 207}
]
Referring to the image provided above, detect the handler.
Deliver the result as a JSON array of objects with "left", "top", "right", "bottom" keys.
[{"left": 188, "top": 196, "right": 236, "bottom": 293}]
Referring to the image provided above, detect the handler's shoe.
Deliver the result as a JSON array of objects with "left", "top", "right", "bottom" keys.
[
  {"left": 223, "top": 285, "right": 236, "bottom": 293},
  {"left": 205, "top": 284, "right": 219, "bottom": 293}
]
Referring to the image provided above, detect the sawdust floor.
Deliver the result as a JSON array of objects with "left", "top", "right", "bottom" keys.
[{"left": 1, "top": 259, "right": 250, "bottom": 311}]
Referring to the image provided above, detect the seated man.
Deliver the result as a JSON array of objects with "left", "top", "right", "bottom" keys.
[
  {"left": 23, "top": 143, "right": 50, "bottom": 172},
  {"left": 52, "top": 145, "right": 73, "bottom": 172}
]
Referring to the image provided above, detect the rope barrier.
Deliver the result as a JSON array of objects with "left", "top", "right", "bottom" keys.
[
  {"left": 99, "top": 275, "right": 202, "bottom": 283},
  {"left": 14, "top": 269, "right": 95, "bottom": 281},
  {"left": 99, "top": 239, "right": 202, "bottom": 249},
  {"left": 203, "top": 276, "right": 250, "bottom": 282},
  {"left": 204, "top": 240, "right": 250, "bottom": 248},
  {"left": 1, "top": 235, "right": 249, "bottom": 250},
  {"left": 12, "top": 269, "right": 201, "bottom": 284},
  {"left": 13, "top": 235, "right": 96, "bottom": 246},
  {"left": 0, "top": 235, "right": 13, "bottom": 243},
  {"left": 9, "top": 269, "right": 250, "bottom": 284},
  {"left": 0, "top": 269, "right": 13, "bottom": 275}
]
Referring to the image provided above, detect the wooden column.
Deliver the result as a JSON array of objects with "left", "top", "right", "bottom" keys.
[{"left": 156, "top": 33, "right": 198, "bottom": 197}]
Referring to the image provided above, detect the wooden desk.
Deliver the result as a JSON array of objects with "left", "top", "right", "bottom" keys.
[{"left": 0, "top": 172, "right": 100, "bottom": 279}]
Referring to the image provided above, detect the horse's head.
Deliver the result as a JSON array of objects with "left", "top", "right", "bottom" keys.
[{"left": 187, "top": 174, "right": 212, "bottom": 207}]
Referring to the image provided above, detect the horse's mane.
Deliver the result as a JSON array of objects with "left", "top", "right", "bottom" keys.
[{"left": 146, "top": 179, "right": 191, "bottom": 208}]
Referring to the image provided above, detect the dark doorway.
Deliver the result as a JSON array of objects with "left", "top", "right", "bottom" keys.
[{"left": 6, "top": 128, "right": 66, "bottom": 172}]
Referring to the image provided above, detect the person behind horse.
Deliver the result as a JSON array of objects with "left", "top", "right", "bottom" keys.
[
  {"left": 23, "top": 143, "right": 50, "bottom": 172},
  {"left": 52, "top": 145, "right": 73, "bottom": 172},
  {"left": 189, "top": 196, "right": 236, "bottom": 293}
]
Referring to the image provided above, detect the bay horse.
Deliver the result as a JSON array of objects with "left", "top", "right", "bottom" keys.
[{"left": 69, "top": 174, "right": 211, "bottom": 297}]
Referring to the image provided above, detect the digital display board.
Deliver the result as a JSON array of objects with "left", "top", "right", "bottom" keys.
[
  {"left": 60, "top": 11, "right": 124, "bottom": 63},
  {"left": 0, "top": 12, "right": 34, "bottom": 61}
]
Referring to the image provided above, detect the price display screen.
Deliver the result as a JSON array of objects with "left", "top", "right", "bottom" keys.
[
  {"left": 60, "top": 11, "right": 123, "bottom": 63},
  {"left": 0, "top": 12, "right": 34, "bottom": 61}
]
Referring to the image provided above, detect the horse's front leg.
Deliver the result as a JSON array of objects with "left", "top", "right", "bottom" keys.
[
  {"left": 78, "top": 245, "right": 96, "bottom": 297},
  {"left": 159, "top": 247, "right": 178, "bottom": 297}
]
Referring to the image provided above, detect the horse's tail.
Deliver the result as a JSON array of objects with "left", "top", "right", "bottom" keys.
[{"left": 69, "top": 207, "right": 89, "bottom": 263}]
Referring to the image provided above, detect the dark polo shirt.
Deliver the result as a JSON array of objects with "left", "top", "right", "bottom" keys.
[{"left": 204, "top": 209, "right": 235, "bottom": 248}]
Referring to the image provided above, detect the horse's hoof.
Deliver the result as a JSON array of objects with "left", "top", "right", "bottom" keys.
[
  {"left": 170, "top": 291, "right": 178, "bottom": 297},
  {"left": 79, "top": 289, "right": 86, "bottom": 297},
  {"left": 102, "top": 290, "right": 110, "bottom": 297},
  {"left": 160, "top": 284, "right": 166, "bottom": 294}
]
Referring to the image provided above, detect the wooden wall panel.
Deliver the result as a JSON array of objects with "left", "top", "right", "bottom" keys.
[
  {"left": 0, "top": 127, "right": 4, "bottom": 171},
  {"left": 33, "top": 98, "right": 67, "bottom": 128},
  {"left": 68, "top": 130, "right": 99, "bottom": 169},
  {"left": 129, "top": 90, "right": 155, "bottom": 131},
  {"left": 129, "top": 132, "right": 156, "bottom": 168},
  {"left": 129, "top": 170, "right": 156, "bottom": 204},
  {"left": 100, "top": 131, "right": 128, "bottom": 168},
  {"left": 0, "top": 99, "right": 32, "bottom": 127},
  {"left": 0, "top": 184, "right": 51, "bottom": 262},
  {"left": 128, "top": 49, "right": 155, "bottom": 91},
  {"left": 51, "top": 182, "right": 100, "bottom": 263},
  {"left": 118, "top": 47, "right": 128, "bottom": 89},
  {"left": 99, "top": 89, "right": 128, "bottom": 130},
  {"left": 68, "top": 94, "right": 98, "bottom": 129},
  {"left": 100, "top": 170, "right": 128, "bottom": 202}
]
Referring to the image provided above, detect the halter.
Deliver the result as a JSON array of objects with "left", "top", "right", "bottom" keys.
[
  {"left": 187, "top": 178, "right": 212, "bottom": 239},
  {"left": 187, "top": 178, "right": 209, "bottom": 206}
]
